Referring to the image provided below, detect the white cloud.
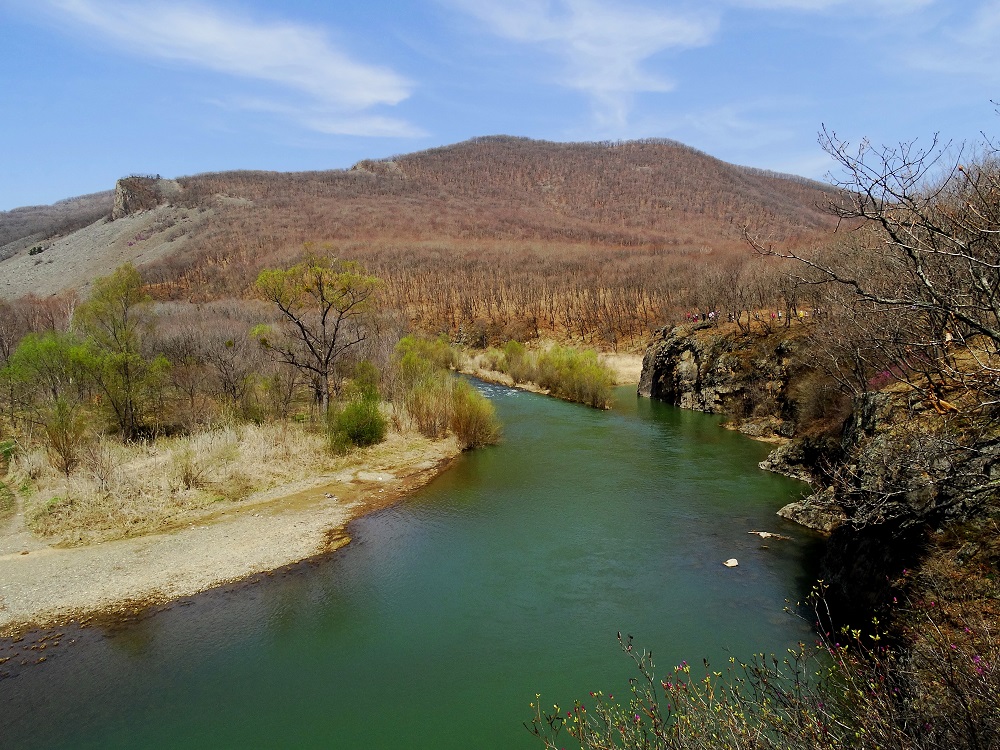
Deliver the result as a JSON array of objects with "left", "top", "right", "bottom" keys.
[
  {"left": 899, "top": 0, "right": 1000, "bottom": 79},
  {"left": 223, "top": 98, "right": 427, "bottom": 138},
  {"left": 448, "top": 0, "right": 719, "bottom": 129},
  {"left": 46, "top": 0, "right": 417, "bottom": 136}
]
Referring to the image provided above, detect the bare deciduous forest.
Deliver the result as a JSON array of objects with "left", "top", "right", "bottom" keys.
[{"left": 133, "top": 137, "right": 842, "bottom": 347}]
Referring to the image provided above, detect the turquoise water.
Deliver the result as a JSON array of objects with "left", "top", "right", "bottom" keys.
[{"left": 0, "top": 385, "right": 820, "bottom": 749}]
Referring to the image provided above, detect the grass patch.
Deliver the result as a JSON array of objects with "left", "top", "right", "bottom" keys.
[
  {"left": 0, "top": 481, "right": 15, "bottom": 519},
  {"left": 491, "top": 341, "right": 615, "bottom": 408},
  {"left": 17, "top": 423, "right": 336, "bottom": 544}
]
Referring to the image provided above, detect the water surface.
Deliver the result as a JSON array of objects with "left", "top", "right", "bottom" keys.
[{"left": 0, "top": 385, "right": 820, "bottom": 749}]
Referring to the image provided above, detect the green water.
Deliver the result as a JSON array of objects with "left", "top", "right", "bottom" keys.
[{"left": 0, "top": 384, "right": 820, "bottom": 749}]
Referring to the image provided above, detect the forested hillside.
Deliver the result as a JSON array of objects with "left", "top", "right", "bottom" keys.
[{"left": 0, "top": 137, "right": 841, "bottom": 348}]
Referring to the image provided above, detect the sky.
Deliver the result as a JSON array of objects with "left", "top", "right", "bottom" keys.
[{"left": 1, "top": 0, "right": 998, "bottom": 210}]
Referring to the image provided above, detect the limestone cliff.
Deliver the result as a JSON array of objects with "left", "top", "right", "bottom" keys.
[{"left": 112, "top": 176, "right": 165, "bottom": 220}]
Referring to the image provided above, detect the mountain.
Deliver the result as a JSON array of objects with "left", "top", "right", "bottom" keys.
[{"left": 0, "top": 136, "right": 843, "bottom": 344}]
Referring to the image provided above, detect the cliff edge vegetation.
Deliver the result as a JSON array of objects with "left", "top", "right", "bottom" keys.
[{"left": 618, "top": 131, "right": 1000, "bottom": 750}]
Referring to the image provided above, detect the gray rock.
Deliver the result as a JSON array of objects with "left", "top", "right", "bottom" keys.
[{"left": 777, "top": 487, "right": 846, "bottom": 533}]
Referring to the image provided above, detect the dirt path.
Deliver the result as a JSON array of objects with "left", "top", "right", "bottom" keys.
[{"left": 0, "top": 437, "right": 460, "bottom": 637}]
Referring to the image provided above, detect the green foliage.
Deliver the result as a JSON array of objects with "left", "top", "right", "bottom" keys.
[
  {"left": 42, "top": 397, "right": 89, "bottom": 478},
  {"left": 449, "top": 379, "right": 501, "bottom": 449},
  {"left": 350, "top": 360, "right": 382, "bottom": 399},
  {"left": 396, "top": 334, "right": 462, "bottom": 374},
  {"left": 496, "top": 342, "right": 615, "bottom": 409},
  {"left": 255, "top": 253, "right": 380, "bottom": 415},
  {"left": 536, "top": 345, "right": 615, "bottom": 409},
  {"left": 393, "top": 336, "right": 501, "bottom": 447},
  {"left": 3, "top": 330, "right": 89, "bottom": 403},
  {"left": 500, "top": 340, "right": 533, "bottom": 383},
  {"left": 329, "top": 393, "right": 387, "bottom": 454},
  {"left": 403, "top": 371, "right": 453, "bottom": 439},
  {"left": 74, "top": 263, "right": 164, "bottom": 439},
  {"left": 3, "top": 333, "right": 94, "bottom": 472}
]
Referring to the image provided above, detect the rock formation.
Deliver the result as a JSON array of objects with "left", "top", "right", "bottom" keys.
[
  {"left": 112, "top": 176, "right": 164, "bottom": 220},
  {"left": 638, "top": 321, "right": 801, "bottom": 436},
  {"left": 639, "top": 321, "right": 1000, "bottom": 621}
]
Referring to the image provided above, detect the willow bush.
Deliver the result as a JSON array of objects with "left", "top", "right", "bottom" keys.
[
  {"left": 449, "top": 379, "right": 501, "bottom": 449},
  {"left": 393, "top": 335, "right": 501, "bottom": 448},
  {"left": 495, "top": 342, "right": 615, "bottom": 409},
  {"left": 328, "top": 394, "right": 387, "bottom": 454}
]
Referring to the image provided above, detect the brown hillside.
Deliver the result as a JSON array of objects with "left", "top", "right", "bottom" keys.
[
  {"left": 0, "top": 191, "right": 114, "bottom": 259},
  {"left": 1, "top": 137, "right": 843, "bottom": 346},
  {"left": 165, "top": 136, "right": 838, "bottom": 256}
]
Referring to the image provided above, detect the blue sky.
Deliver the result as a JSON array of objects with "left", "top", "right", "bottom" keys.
[{"left": 1, "top": 0, "right": 997, "bottom": 210}]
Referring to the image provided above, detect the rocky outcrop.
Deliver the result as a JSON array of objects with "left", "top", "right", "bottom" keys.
[
  {"left": 639, "top": 323, "right": 1000, "bottom": 535},
  {"left": 350, "top": 159, "right": 405, "bottom": 178},
  {"left": 112, "top": 176, "right": 164, "bottom": 220},
  {"left": 638, "top": 321, "right": 801, "bottom": 431},
  {"left": 776, "top": 487, "right": 845, "bottom": 532},
  {"left": 822, "top": 391, "right": 1000, "bottom": 531}
]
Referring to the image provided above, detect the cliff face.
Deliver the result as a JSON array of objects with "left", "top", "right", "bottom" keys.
[
  {"left": 111, "top": 177, "right": 164, "bottom": 220},
  {"left": 638, "top": 321, "right": 802, "bottom": 435},
  {"left": 640, "top": 323, "right": 1000, "bottom": 533},
  {"left": 639, "top": 322, "right": 1000, "bottom": 620}
]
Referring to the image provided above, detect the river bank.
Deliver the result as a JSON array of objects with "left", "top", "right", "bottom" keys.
[
  {"left": 0, "top": 354, "right": 643, "bottom": 638},
  {"left": 0, "top": 432, "right": 460, "bottom": 637},
  {"left": 462, "top": 349, "right": 644, "bottom": 395}
]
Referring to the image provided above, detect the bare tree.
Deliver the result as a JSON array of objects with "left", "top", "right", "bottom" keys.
[{"left": 749, "top": 127, "right": 1000, "bottom": 411}]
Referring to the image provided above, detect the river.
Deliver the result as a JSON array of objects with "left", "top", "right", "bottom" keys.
[{"left": 0, "top": 383, "right": 821, "bottom": 749}]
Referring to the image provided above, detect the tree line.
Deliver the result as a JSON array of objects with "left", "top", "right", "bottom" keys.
[{"left": 0, "top": 258, "right": 503, "bottom": 493}]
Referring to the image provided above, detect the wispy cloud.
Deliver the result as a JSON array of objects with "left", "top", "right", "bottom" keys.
[
  {"left": 727, "top": 0, "right": 934, "bottom": 11},
  {"left": 885, "top": 0, "right": 1000, "bottom": 82},
  {"left": 448, "top": 0, "right": 719, "bottom": 129},
  {"left": 45, "top": 0, "right": 419, "bottom": 136}
]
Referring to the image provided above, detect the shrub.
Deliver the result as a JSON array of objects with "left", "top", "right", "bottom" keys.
[
  {"left": 500, "top": 340, "right": 534, "bottom": 383},
  {"left": 790, "top": 372, "right": 853, "bottom": 436},
  {"left": 392, "top": 334, "right": 503, "bottom": 445},
  {"left": 395, "top": 334, "right": 462, "bottom": 373},
  {"left": 494, "top": 342, "right": 614, "bottom": 409},
  {"left": 42, "top": 398, "right": 90, "bottom": 478},
  {"left": 449, "top": 379, "right": 501, "bottom": 449},
  {"left": 402, "top": 372, "right": 452, "bottom": 439},
  {"left": 350, "top": 360, "right": 382, "bottom": 399},
  {"left": 329, "top": 394, "right": 388, "bottom": 453},
  {"left": 535, "top": 345, "right": 614, "bottom": 409}
]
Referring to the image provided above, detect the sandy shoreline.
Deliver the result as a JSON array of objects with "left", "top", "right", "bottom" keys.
[
  {"left": 0, "top": 436, "right": 460, "bottom": 638},
  {"left": 0, "top": 354, "right": 644, "bottom": 638}
]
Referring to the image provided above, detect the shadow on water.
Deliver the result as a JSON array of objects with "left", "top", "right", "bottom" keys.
[{"left": 0, "top": 384, "right": 824, "bottom": 750}]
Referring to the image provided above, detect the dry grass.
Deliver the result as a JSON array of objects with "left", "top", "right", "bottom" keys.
[
  {"left": 0, "top": 480, "right": 14, "bottom": 519},
  {"left": 7, "top": 421, "right": 371, "bottom": 545}
]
